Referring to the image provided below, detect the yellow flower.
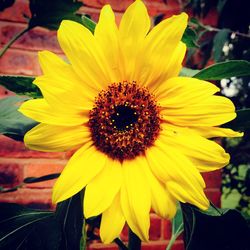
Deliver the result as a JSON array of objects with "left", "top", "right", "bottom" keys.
[{"left": 19, "top": 0, "right": 242, "bottom": 243}]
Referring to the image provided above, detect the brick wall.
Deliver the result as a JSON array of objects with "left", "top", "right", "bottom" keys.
[{"left": 0, "top": 1, "right": 221, "bottom": 249}]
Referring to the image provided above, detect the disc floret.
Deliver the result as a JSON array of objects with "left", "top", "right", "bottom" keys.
[{"left": 89, "top": 81, "right": 161, "bottom": 161}]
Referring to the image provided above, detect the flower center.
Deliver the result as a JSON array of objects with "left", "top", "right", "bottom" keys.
[
  {"left": 89, "top": 81, "right": 161, "bottom": 161},
  {"left": 111, "top": 105, "right": 138, "bottom": 130}
]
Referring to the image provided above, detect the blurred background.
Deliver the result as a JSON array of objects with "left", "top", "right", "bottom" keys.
[{"left": 0, "top": 0, "right": 249, "bottom": 249}]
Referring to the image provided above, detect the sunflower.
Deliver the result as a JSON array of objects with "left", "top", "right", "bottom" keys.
[{"left": 19, "top": 0, "right": 242, "bottom": 243}]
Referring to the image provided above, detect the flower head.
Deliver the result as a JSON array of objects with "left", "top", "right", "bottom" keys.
[{"left": 19, "top": 0, "right": 242, "bottom": 243}]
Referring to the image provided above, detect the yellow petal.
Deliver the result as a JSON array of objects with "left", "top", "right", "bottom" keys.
[
  {"left": 24, "top": 123, "right": 90, "bottom": 152},
  {"left": 38, "top": 50, "right": 68, "bottom": 75},
  {"left": 84, "top": 159, "right": 122, "bottom": 218},
  {"left": 100, "top": 192, "right": 125, "bottom": 244},
  {"left": 37, "top": 51, "right": 96, "bottom": 106},
  {"left": 146, "top": 142, "right": 209, "bottom": 210},
  {"left": 143, "top": 163, "right": 177, "bottom": 219},
  {"left": 19, "top": 99, "right": 88, "bottom": 126},
  {"left": 136, "top": 13, "right": 188, "bottom": 87},
  {"left": 34, "top": 76, "right": 93, "bottom": 112},
  {"left": 95, "top": 5, "right": 120, "bottom": 82},
  {"left": 156, "top": 77, "right": 219, "bottom": 105},
  {"left": 120, "top": 156, "right": 151, "bottom": 241},
  {"left": 160, "top": 124, "right": 230, "bottom": 172},
  {"left": 57, "top": 20, "right": 111, "bottom": 90},
  {"left": 52, "top": 143, "right": 107, "bottom": 203},
  {"left": 190, "top": 126, "right": 243, "bottom": 138},
  {"left": 162, "top": 96, "right": 236, "bottom": 126},
  {"left": 119, "top": 0, "right": 150, "bottom": 80},
  {"left": 159, "top": 78, "right": 236, "bottom": 126}
]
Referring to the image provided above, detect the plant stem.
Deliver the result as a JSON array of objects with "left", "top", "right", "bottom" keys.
[
  {"left": 114, "top": 238, "right": 128, "bottom": 250},
  {"left": 189, "top": 21, "right": 250, "bottom": 39},
  {"left": 0, "top": 26, "right": 31, "bottom": 58},
  {"left": 128, "top": 229, "right": 141, "bottom": 250},
  {"left": 80, "top": 218, "right": 87, "bottom": 250},
  {"left": 166, "top": 225, "right": 184, "bottom": 250}
]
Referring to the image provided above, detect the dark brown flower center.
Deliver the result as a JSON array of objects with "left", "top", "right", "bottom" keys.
[{"left": 89, "top": 81, "right": 161, "bottom": 161}]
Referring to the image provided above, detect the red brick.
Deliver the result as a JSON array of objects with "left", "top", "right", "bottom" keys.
[
  {"left": 88, "top": 240, "right": 183, "bottom": 250},
  {"left": 202, "top": 170, "right": 221, "bottom": 188},
  {"left": 0, "top": 162, "right": 23, "bottom": 187},
  {"left": 0, "top": 21, "right": 62, "bottom": 52},
  {"left": 0, "top": 48, "right": 41, "bottom": 75},
  {"left": 120, "top": 214, "right": 162, "bottom": 241},
  {"left": 24, "top": 162, "right": 65, "bottom": 188},
  {"left": 0, "top": 0, "right": 30, "bottom": 23},
  {"left": 82, "top": 0, "right": 180, "bottom": 15},
  {"left": 142, "top": 240, "right": 184, "bottom": 250},
  {"left": 205, "top": 188, "right": 221, "bottom": 207},
  {"left": 169, "top": 240, "right": 184, "bottom": 250},
  {"left": 87, "top": 243, "right": 117, "bottom": 250},
  {"left": 200, "top": 8, "right": 218, "bottom": 27},
  {"left": 82, "top": 0, "right": 132, "bottom": 12},
  {"left": 145, "top": 0, "right": 180, "bottom": 17},
  {"left": 0, "top": 136, "right": 65, "bottom": 159},
  {"left": 120, "top": 224, "right": 128, "bottom": 241},
  {"left": 162, "top": 219, "right": 172, "bottom": 240},
  {"left": 88, "top": 240, "right": 184, "bottom": 250},
  {"left": 0, "top": 86, "right": 12, "bottom": 96},
  {"left": 0, "top": 188, "right": 53, "bottom": 209},
  {"left": 149, "top": 214, "right": 162, "bottom": 240}
]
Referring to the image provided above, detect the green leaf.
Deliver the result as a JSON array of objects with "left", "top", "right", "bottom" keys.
[
  {"left": 213, "top": 29, "right": 230, "bottom": 62},
  {"left": 217, "top": 0, "right": 228, "bottom": 13},
  {"left": 0, "top": 96, "right": 37, "bottom": 141},
  {"left": 23, "top": 173, "right": 60, "bottom": 184},
  {"left": 0, "top": 75, "right": 41, "bottom": 97},
  {"left": 56, "top": 191, "right": 84, "bottom": 250},
  {"left": 193, "top": 60, "right": 250, "bottom": 80},
  {"left": 181, "top": 203, "right": 250, "bottom": 250},
  {"left": 28, "top": 0, "right": 83, "bottom": 30},
  {"left": 0, "top": 186, "right": 21, "bottom": 193},
  {"left": 189, "top": 17, "right": 200, "bottom": 26},
  {"left": 81, "top": 15, "right": 96, "bottom": 34},
  {"left": 179, "top": 67, "right": 200, "bottom": 77},
  {"left": 0, "top": 203, "right": 61, "bottom": 250},
  {"left": 182, "top": 27, "right": 199, "bottom": 48},
  {"left": 166, "top": 207, "right": 184, "bottom": 250},
  {"left": 223, "top": 108, "right": 250, "bottom": 131}
]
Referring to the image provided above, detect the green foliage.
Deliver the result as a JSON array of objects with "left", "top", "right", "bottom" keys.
[
  {"left": 180, "top": 60, "right": 250, "bottom": 81},
  {"left": 223, "top": 109, "right": 250, "bottom": 131},
  {"left": 181, "top": 203, "right": 250, "bottom": 250},
  {"left": 0, "top": 76, "right": 40, "bottom": 98},
  {"left": 28, "top": 0, "right": 83, "bottom": 30},
  {"left": 55, "top": 192, "right": 84, "bottom": 250},
  {"left": 222, "top": 163, "right": 250, "bottom": 216},
  {"left": 23, "top": 173, "right": 60, "bottom": 184},
  {"left": 182, "top": 27, "right": 199, "bottom": 48},
  {"left": 166, "top": 207, "right": 183, "bottom": 250},
  {"left": 213, "top": 29, "right": 230, "bottom": 62},
  {"left": 193, "top": 60, "right": 250, "bottom": 80},
  {"left": 0, "top": 0, "right": 84, "bottom": 57},
  {"left": 81, "top": 15, "right": 96, "bottom": 34},
  {"left": 0, "top": 173, "right": 60, "bottom": 193},
  {"left": 0, "top": 96, "right": 37, "bottom": 141},
  {"left": 0, "top": 203, "right": 58, "bottom": 250},
  {"left": 0, "top": 191, "right": 84, "bottom": 250},
  {"left": 179, "top": 67, "right": 200, "bottom": 77}
]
